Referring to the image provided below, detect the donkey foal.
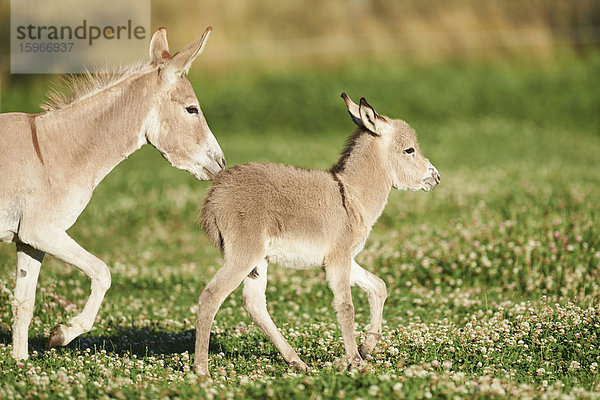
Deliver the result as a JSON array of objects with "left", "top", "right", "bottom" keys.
[{"left": 194, "top": 93, "right": 440, "bottom": 376}]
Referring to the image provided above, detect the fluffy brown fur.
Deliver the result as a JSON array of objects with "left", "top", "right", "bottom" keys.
[{"left": 193, "top": 93, "right": 440, "bottom": 377}]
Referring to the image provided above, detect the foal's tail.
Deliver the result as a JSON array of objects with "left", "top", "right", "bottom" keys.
[{"left": 200, "top": 188, "right": 224, "bottom": 253}]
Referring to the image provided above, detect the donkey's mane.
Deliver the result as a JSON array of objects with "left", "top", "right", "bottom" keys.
[{"left": 41, "top": 61, "right": 152, "bottom": 111}]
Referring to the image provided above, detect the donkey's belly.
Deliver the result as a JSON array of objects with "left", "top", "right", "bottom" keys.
[
  {"left": 0, "top": 231, "right": 15, "bottom": 242},
  {"left": 0, "top": 203, "right": 19, "bottom": 242},
  {"left": 265, "top": 237, "right": 327, "bottom": 270}
]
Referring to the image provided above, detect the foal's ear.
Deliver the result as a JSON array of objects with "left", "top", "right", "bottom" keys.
[
  {"left": 150, "top": 27, "right": 170, "bottom": 65},
  {"left": 341, "top": 92, "right": 363, "bottom": 127},
  {"left": 341, "top": 93, "right": 383, "bottom": 135},
  {"left": 167, "top": 26, "right": 212, "bottom": 76},
  {"left": 359, "top": 98, "right": 381, "bottom": 134}
]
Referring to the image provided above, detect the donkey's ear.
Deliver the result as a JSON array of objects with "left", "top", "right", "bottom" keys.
[
  {"left": 167, "top": 26, "right": 212, "bottom": 76},
  {"left": 341, "top": 92, "right": 364, "bottom": 128},
  {"left": 359, "top": 97, "right": 382, "bottom": 135},
  {"left": 150, "top": 27, "right": 170, "bottom": 65}
]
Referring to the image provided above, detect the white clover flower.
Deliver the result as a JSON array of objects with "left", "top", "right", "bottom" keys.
[
  {"left": 368, "top": 385, "right": 379, "bottom": 396},
  {"left": 569, "top": 361, "right": 581, "bottom": 370}
]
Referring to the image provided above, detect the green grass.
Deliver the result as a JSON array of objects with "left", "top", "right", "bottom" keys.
[{"left": 1, "top": 54, "right": 599, "bottom": 399}]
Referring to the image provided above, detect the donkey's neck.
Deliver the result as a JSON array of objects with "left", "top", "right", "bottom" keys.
[
  {"left": 333, "top": 132, "right": 393, "bottom": 229},
  {"left": 38, "top": 72, "right": 154, "bottom": 189}
]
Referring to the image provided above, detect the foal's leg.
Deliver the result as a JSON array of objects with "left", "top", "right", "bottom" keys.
[
  {"left": 242, "top": 259, "right": 307, "bottom": 371},
  {"left": 325, "top": 256, "right": 363, "bottom": 367},
  {"left": 194, "top": 246, "right": 264, "bottom": 377},
  {"left": 23, "top": 230, "right": 111, "bottom": 347},
  {"left": 11, "top": 243, "right": 44, "bottom": 360},
  {"left": 350, "top": 260, "right": 387, "bottom": 358}
]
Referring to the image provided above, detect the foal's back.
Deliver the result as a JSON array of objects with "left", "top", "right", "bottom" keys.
[{"left": 201, "top": 162, "right": 349, "bottom": 265}]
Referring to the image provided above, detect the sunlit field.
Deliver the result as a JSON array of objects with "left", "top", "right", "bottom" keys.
[{"left": 1, "top": 55, "right": 599, "bottom": 398}]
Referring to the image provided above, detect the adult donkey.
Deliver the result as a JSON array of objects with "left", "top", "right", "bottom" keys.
[{"left": 1, "top": 26, "right": 225, "bottom": 360}]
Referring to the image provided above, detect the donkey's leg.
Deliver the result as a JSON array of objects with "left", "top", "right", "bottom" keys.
[
  {"left": 242, "top": 259, "right": 307, "bottom": 372},
  {"left": 325, "top": 256, "right": 362, "bottom": 368},
  {"left": 11, "top": 243, "right": 45, "bottom": 360},
  {"left": 23, "top": 230, "right": 111, "bottom": 347},
  {"left": 194, "top": 247, "right": 264, "bottom": 377},
  {"left": 350, "top": 260, "right": 387, "bottom": 359}
]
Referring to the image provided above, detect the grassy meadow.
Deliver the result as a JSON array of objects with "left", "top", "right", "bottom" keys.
[{"left": 0, "top": 54, "right": 599, "bottom": 398}]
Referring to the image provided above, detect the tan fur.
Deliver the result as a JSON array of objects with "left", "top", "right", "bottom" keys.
[
  {"left": 194, "top": 93, "right": 440, "bottom": 376},
  {"left": 1, "top": 27, "right": 225, "bottom": 360}
]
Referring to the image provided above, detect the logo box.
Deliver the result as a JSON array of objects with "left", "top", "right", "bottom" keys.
[{"left": 11, "top": 0, "right": 150, "bottom": 74}]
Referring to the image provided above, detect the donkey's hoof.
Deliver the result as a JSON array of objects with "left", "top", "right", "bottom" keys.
[
  {"left": 193, "top": 364, "right": 211, "bottom": 379},
  {"left": 11, "top": 350, "right": 29, "bottom": 361},
  {"left": 289, "top": 359, "right": 308, "bottom": 372},
  {"left": 47, "top": 325, "right": 66, "bottom": 349}
]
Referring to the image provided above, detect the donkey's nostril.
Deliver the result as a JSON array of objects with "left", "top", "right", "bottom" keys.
[{"left": 218, "top": 156, "right": 226, "bottom": 170}]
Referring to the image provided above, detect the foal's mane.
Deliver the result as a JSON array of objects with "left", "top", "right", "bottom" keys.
[
  {"left": 41, "top": 61, "right": 151, "bottom": 111},
  {"left": 330, "top": 129, "right": 379, "bottom": 174}
]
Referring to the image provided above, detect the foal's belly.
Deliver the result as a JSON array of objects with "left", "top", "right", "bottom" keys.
[{"left": 265, "top": 237, "right": 328, "bottom": 269}]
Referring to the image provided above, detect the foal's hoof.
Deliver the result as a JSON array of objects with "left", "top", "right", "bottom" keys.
[
  {"left": 348, "top": 355, "right": 364, "bottom": 369},
  {"left": 47, "top": 325, "right": 66, "bottom": 349},
  {"left": 289, "top": 359, "right": 308, "bottom": 373},
  {"left": 358, "top": 343, "right": 373, "bottom": 359},
  {"left": 334, "top": 355, "right": 364, "bottom": 370},
  {"left": 358, "top": 333, "right": 381, "bottom": 359}
]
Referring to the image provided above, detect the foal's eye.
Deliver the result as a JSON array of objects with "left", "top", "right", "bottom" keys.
[
  {"left": 404, "top": 147, "right": 415, "bottom": 154},
  {"left": 186, "top": 106, "right": 199, "bottom": 114}
]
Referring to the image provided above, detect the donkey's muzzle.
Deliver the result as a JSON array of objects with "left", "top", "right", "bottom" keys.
[
  {"left": 204, "top": 153, "right": 226, "bottom": 179},
  {"left": 211, "top": 154, "right": 226, "bottom": 177}
]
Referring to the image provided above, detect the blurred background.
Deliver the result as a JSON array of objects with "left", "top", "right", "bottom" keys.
[
  {"left": 1, "top": 0, "right": 600, "bottom": 87},
  {"left": 2, "top": 0, "right": 600, "bottom": 72},
  {"left": 153, "top": 0, "right": 600, "bottom": 65},
  {"left": 0, "top": 0, "right": 598, "bottom": 144}
]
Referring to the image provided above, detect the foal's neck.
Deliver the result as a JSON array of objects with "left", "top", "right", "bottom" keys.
[{"left": 333, "top": 132, "right": 392, "bottom": 229}]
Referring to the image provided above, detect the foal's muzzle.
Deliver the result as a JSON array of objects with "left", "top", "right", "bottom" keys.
[{"left": 422, "top": 164, "right": 441, "bottom": 191}]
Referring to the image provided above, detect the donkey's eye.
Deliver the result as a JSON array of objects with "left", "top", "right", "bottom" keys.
[
  {"left": 404, "top": 147, "right": 415, "bottom": 154},
  {"left": 186, "top": 106, "right": 199, "bottom": 114}
]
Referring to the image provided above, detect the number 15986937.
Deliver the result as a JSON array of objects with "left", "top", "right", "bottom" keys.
[{"left": 19, "top": 42, "right": 74, "bottom": 53}]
